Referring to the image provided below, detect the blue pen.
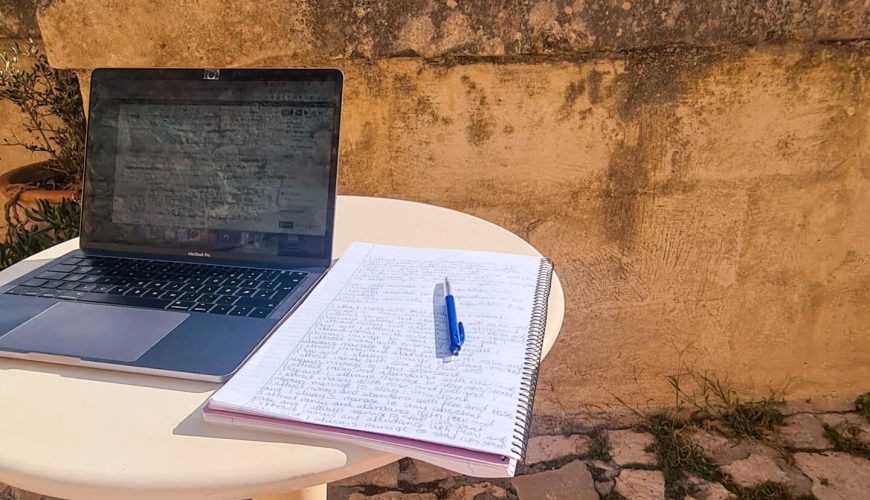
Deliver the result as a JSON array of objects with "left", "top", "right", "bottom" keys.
[{"left": 444, "top": 277, "right": 465, "bottom": 356}]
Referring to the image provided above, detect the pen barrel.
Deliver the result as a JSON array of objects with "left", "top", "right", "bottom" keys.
[{"left": 445, "top": 295, "right": 460, "bottom": 346}]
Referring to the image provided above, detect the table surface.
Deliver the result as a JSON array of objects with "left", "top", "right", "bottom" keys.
[{"left": 0, "top": 196, "right": 565, "bottom": 499}]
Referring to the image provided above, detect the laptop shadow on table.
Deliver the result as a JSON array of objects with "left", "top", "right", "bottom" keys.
[
  {"left": 173, "top": 401, "right": 353, "bottom": 457},
  {"left": 0, "top": 357, "right": 217, "bottom": 393},
  {"left": 173, "top": 401, "right": 293, "bottom": 444},
  {"left": 0, "top": 358, "right": 355, "bottom": 457}
]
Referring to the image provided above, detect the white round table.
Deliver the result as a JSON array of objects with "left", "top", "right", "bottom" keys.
[{"left": 0, "top": 196, "right": 564, "bottom": 499}]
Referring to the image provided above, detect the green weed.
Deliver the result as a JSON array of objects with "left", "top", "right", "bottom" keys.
[
  {"left": 666, "top": 371, "right": 786, "bottom": 438},
  {"left": 588, "top": 429, "right": 613, "bottom": 462},
  {"left": 599, "top": 490, "right": 628, "bottom": 500},
  {"left": 855, "top": 392, "right": 870, "bottom": 424},
  {"left": 823, "top": 423, "right": 870, "bottom": 460},
  {"left": 736, "top": 481, "right": 793, "bottom": 500}
]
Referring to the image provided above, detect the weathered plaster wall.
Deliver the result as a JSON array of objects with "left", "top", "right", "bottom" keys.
[
  {"left": 33, "top": 1, "right": 870, "bottom": 416},
  {"left": 36, "top": 0, "right": 869, "bottom": 64}
]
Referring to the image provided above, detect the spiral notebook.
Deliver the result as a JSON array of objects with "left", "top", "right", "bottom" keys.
[{"left": 203, "top": 242, "right": 553, "bottom": 477}]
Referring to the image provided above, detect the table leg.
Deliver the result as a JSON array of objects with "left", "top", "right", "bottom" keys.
[{"left": 254, "top": 483, "right": 327, "bottom": 500}]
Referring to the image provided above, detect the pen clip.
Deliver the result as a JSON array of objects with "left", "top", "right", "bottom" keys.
[{"left": 458, "top": 322, "right": 465, "bottom": 345}]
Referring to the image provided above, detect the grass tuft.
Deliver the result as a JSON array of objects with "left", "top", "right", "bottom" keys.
[
  {"left": 666, "top": 370, "right": 786, "bottom": 438},
  {"left": 856, "top": 392, "right": 870, "bottom": 424},
  {"left": 607, "top": 370, "right": 794, "bottom": 497},
  {"left": 587, "top": 429, "right": 613, "bottom": 462},
  {"left": 644, "top": 412, "right": 726, "bottom": 497},
  {"left": 736, "top": 481, "right": 793, "bottom": 500},
  {"left": 605, "top": 371, "right": 811, "bottom": 499},
  {"left": 600, "top": 491, "right": 628, "bottom": 500},
  {"left": 823, "top": 423, "right": 870, "bottom": 460},
  {"left": 720, "top": 400, "right": 785, "bottom": 439}
]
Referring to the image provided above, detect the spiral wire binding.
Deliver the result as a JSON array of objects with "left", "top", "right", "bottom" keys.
[{"left": 509, "top": 258, "right": 554, "bottom": 461}]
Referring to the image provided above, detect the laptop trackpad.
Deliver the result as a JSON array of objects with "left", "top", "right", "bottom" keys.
[{"left": 0, "top": 302, "right": 188, "bottom": 362}]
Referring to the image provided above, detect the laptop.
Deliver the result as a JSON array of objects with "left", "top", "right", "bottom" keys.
[{"left": 0, "top": 68, "right": 343, "bottom": 381}]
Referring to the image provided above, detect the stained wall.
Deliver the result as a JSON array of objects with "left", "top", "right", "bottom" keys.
[{"left": 24, "top": 0, "right": 870, "bottom": 418}]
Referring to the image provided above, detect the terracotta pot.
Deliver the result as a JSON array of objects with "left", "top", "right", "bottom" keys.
[{"left": 0, "top": 160, "right": 76, "bottom": 203}]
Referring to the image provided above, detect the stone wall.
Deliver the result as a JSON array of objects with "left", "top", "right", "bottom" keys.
[
  {"left": 0, "top": 0, "right": 37, "bottom": 38},
  {"left": 35, "top": 0, "right": 869, "bottom": 64},
  {"left": 30, "top": 0, "right": 870, "bottom": 417},
  {"left": 0, "top": 1, "right": 46, "bottom": 236},
  {"left": 0, "top": 0, "right": 44, "bottom": 172},
  {"left": 0, "top": 40, "right": 45, "bottom": 173}
]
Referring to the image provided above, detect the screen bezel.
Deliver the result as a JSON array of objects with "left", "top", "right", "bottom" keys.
[{"left": 80, "top": 67, "right": 343, "bottom": 268}]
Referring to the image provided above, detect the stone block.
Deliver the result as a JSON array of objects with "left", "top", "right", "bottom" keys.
[
  {"left": 720, "top": 454, "right": 789, "bottom": 488},
  {"left": 696, "top": 482, "right": 735, "bottom": 500},
  {"left": 332, "top": 460, "right": 400, "bottom": 488},
  {"left": 524, "top": 434, "right": 592, "bottom": 465},
  {"left": 606, "top": 430, "right": 657, "bottom": 466},
  {"left": 328, "top": 485, "right": 363, "bottom": 500},
  {"left": 593, "top": 479, "right": 614, "bottom": 496},
  {"left": 781, "top": 463, "right": 815, "bottom": 499},
  {"left": 445, "top": 481, "right": 507, "bottom": 500},
  {"left": 587, "top": 459, "right": 620, "bottom": 481},
  {"left": 685, "top": 474, "right": 736, "bottom": 500},
  {"left": 35, "top": 0, "right": 870, "bottom": 67},
  {"left": 695, "top": 444, "right": 810, "bottom": 498},
  {"left": 818, "top": 413, "right": 870, "bottom": 444},
  {"left": 794, "top": 452, "right": 870, "bottom": 500},
  {"left": 349, "top": 493, "right": 436, "bottom": 500},
  {"left": 684, "top": 428, "right": 749, "bottom": 465},
  {"left": 511, "top": 460, "right": 597, "bottom": 500},
  {"left": 0, "top": 483, "right": 59, "bottom": 500},
  {"left": 614, "top": 469, "right": 665, "bottom": 500},
  {"left": 775, "top": 413, "right": 831, "bottom": 450},
  {"left": 399, "top": 459, "right": 458, "bottom": 485},
  {"left": 0, "top": 0, "right": 39, "bottom": 38}
]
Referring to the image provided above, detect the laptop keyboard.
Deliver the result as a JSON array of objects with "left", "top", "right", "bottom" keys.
[{"left": 3, "top": 255, "right": 309, "bottom": 318}]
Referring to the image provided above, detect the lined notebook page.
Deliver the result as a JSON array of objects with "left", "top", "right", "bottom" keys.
[{"left": 210, "top": 242, "right": 543, "bottom": 457}]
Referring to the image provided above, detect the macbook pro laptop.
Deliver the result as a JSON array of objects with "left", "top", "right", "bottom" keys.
[{"left": 0, "top": 68, "right": 343, "bottom": 381}]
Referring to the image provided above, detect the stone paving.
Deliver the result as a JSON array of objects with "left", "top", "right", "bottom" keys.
[
  {"left": 2, "top": 405, "right": 869, "bottom": 499},
  {"left": 328, "top": 404, "right": 870, "bottom": 500}
]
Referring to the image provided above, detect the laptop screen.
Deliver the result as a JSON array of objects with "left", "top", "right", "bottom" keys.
[{"left": 81, "top": 69, "right": 342, "bottom": 267}]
